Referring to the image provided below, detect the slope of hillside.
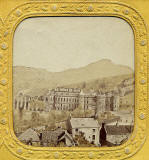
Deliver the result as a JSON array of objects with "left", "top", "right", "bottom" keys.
[
  {"left": 64, "top": 74, "right": 134, "bottom": 92},
  {"left": 13, "top": 59, "right": 133, "bottom": 96}
]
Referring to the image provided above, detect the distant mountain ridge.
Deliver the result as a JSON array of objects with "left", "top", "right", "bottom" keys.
[{"left": 13, "top": 59, "right": 133, "bottom": 96}]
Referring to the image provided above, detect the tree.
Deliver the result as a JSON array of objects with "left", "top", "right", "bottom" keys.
[{"left": 72, "top": 106, "right": 85, "bottom": 118}]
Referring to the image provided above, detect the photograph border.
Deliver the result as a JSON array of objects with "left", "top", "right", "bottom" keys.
[{"left": 0, "top": 1, "right": 148, "bottom": 160}]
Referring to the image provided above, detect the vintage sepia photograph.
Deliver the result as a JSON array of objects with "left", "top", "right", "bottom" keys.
[{"left": 13, "top": 17, "right": 134, "bottom": 147}]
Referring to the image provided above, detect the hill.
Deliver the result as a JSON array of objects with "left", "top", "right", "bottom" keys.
[{"left": 13, "top": 59, "right": 133, "bottom": 96}]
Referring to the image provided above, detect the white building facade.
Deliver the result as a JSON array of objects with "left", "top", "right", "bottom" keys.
[{"left": 69, "top": 118, "right": 100, "bottom": 146}]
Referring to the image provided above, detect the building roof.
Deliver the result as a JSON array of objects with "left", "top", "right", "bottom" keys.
[
  {"left": 42, "top": 128, "right": 64, "bottom": 144},
  {"left": 106, "top": 135, "right": 129, "bottom": 145},
  {"left": 70, "top": 118, "right": 99, "bottom": 128},
  {"left": 105, "top": 125, "right": 133, "bottom": 135},
  {"left": 80, "top": 90, "right": 97, "bottom": 96},
  {"left": 18, "top": 128, "right": 40, "bottom": 142},
  {"left": 58, "top": 131, "right": 74, "bottom": 143}
]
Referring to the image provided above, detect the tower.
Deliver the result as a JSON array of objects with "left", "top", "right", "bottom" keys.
[{"left": 96, "top": 93, "right": 106, "bottom": 113}]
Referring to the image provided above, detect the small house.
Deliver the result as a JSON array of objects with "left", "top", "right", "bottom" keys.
[
  {"left": 105, "top": 125, "right": 132, "bottom": 145},
  {"left": 40, "top": 128, "right": 75, "bottom": 147},
  {"left": 18, "top": 128, "right": 40, "bottom": 146},
  {"left": 68, "top": 117, "right": 100, "bottom": 146}
]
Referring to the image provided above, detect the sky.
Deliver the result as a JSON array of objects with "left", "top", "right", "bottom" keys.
[{"left": 13, "top": 17, "right": 134, "bottom": 72}]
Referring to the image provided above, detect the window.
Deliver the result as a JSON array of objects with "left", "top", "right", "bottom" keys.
[
  {"left": 75, "top": 128, "right": 78, "bottom": 132},
  {"left": 92, "top": 135, "right": 95, "bottom": 140},
  {"left": 93, "top": 129, "right": 96, "bottom": 132}
]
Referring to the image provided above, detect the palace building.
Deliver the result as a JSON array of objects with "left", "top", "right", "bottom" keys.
[
  {"left": 44, "top": 88, "right": 81, "bottom": 111},
  {"left": 14, "top": 86, "right": 126, "bottom": 113}
]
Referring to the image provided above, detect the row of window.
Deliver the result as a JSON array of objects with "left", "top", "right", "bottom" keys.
[
  {"left": 46, "top": 96, "right": 79, "bottom": 103},
  {"left": 55, "top": 103, "right": 78, "bottom": 107},
  {"left": 54, "top": 103, "right": 78, "bottom": 110},
  {"left": 55, "top": 106, "right": 76, "bottom": 111}
]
